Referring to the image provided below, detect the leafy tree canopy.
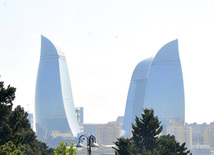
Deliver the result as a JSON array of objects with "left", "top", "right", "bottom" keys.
[
  {"left": 156, "top": 134, "right": 190, "bottom": 155},
  {"left": 54, "top": 141, "right": 76, "bottom": 155},
  {"left": 0, "top": 81, "right": 54, "bottom": 155},
  {"left": 113, "top": 108, "right": 191, "bottom": 155},
  {"left": 132, "top": 108, "right": 162, "bottom": 152},
  {"left": 113, "top": 137, "right": 135, "bottom": 155}
]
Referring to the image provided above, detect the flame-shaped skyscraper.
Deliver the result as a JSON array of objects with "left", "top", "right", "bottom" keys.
[
  {"left": 123, "top": 39, "right": 185, "bottom": 136},
  {"left": 35, "top": 36, "right": 80, "bottom": 145}
]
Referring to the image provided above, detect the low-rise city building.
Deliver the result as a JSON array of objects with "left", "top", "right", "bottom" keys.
[
  {"left": 204, "top": 122, "right": 214, "bottom": 148},
  {"left": 167, "top": 123, "right": 192, "bottom": 148},
  {"left": 96, "top": 124, "right": 121, "bottom": 145}
]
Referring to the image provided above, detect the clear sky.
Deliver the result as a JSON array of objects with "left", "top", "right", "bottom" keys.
[{"left": 1, "top": 0, "right": 214, "bottom": 124}]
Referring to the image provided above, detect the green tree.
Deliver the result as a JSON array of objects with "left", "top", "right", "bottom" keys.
[
  {"left": 113, "top": 137, "right": 135, "bottom": 155},
  {"left": 132, "top": 108, "right": 163, "bottom": 153},
  {"left": 176, "top": 142, "right": 190, "bottom": 155},
  {"left": 0, "top": 141, "right": 22, "bottom": 155},
  {"left": 156, "top": 134, "right": 190, "bottom": 155},
  {"left": 0, "top": 82, "right": 16, "bottom": 106},
  {"left": 38, "top": 141, "right": 55, "bottom": 155},
  {"left": 67, "top": 142, "right": 76, "bottom": 155},
  {"left": 0, "top": 82, "right": 16, "bottom": 146},
  {"left": 156, "top": 135, "right": 178, "bottom": 155},
  {"left": 0, "top": 81, "right": 54, "bottom": 155},
  {"left": 114, "top": 108, "right": 191, "bottom": 155},
  {"left": 54, "top": 141, "right": 76, "bottom": 155}
]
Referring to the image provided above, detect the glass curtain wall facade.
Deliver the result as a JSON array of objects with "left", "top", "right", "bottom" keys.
[
  {"left": 144, "top": 39, "right": 185, "bottom": 127},
  {"left": 35, "top": 36, "right": 80, "bottom": 143},
  {"left": 123, "top": 58, "right": 153, "bottom": 136},
  {"left": 123, "top": 39, "right": 185, "bottom": 136}
]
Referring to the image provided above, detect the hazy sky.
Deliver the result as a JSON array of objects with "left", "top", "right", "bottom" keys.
[{"left": 1, "top": 0, "right": 214, "bottom": 124}]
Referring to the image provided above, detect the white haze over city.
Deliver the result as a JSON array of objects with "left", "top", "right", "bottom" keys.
[{"left": 1, "top": 0, "right": 214, "bottom": 124}]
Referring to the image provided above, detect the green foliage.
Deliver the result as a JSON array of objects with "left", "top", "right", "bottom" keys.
[
  {"left": 54, "top": 141, "right": 76, "bottom": 155},
  {"left": 113, "top": 108, "right": 191, "bottom": 155},
  {"left": 0, "top": 141, "right": 22, "bottom": 155},
  {"left": 156, "top": 135, "right": 190, "bottom": 155},
  {"left": 113, "top": 137, "right": 135, "bottom": 155},
  {"left": 0, "top": 82, "right": 16, "bottom": 125},
  {"left": 0, "top": 81, "right": 54, "bottom": 155},
  {"left": 156, "top": 135, "right": 178, "bottom": 154},
  {"left": 0, "top": 122, "right": 12, "bottom": 145},
  {"left": 132, "top": 108, "right": 162, "bottom": 152},
  {"left": 0, "top": 82, "right": 16, "bottom": 105},
  {"left": 176, "top": 142, "right": 191, "bottom": 155},
  {"left": 38, "top": 141, "right": 55, "bottom": 155}
]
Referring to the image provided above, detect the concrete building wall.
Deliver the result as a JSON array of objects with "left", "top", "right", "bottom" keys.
[
  {"left": 167, "top": 123, "right": 192, "bottom": 148},
  {"left": 96, "top": 124, "right": 121, "bottom": 145},
  {"left": 204, "top": 123, "right": 214, "bottom": 148}
]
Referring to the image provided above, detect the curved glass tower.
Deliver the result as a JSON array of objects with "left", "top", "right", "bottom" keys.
[
  {"left": 144, "top": 39, "right": 185, "bottom": 127},
  {"left": 123, "top": 58, "right": 153, "bottom": 136},
  {"left": 35, "top": 36, "right": 80, "bottom": 143},
  {"left": 123, "top": 39, "right": 185, "bottom": 136}
]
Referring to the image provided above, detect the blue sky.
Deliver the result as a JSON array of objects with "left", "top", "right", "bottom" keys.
[{"left": 1, "top": 0, "right": 214, "bottom": 124}]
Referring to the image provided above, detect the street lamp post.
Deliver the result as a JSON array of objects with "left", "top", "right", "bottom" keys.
[{"left": 76, "top": 135, "right": 99, "bottom": 155}]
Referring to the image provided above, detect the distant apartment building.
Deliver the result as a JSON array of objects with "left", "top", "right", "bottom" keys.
[
  {"left": 75, "top": 107, "right": 84, "bottom": 125},
  {"left": 187, "top": 122, "right": 208, "bottom": 145},
  {"left": 96, "top": 124, "right": 121, "bottom": 145},
  {"left": 107, "top": 116, "right": 124, "bottom": 127},
  {"left": 83, "top": 123, "right": 105, "bottom": 135},
  {"left": 204, "top": 122, "right": 214, "bottom": 148},
  {"left": 190, "top": 145, "right": 213, "bottom": 155},
  {"left": 167, "top": 123, "right": 192, "bottom": 148},
  {"left": 75, "top": 107, "right": 84, "bottom": 132}
]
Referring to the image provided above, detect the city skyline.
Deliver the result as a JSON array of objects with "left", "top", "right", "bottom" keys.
[{"left": 1, "top": 0, "right": 214, "bottom": 124}]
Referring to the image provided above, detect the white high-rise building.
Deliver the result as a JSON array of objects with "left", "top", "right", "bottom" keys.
[
  {"left": 123, "top": 40, "right": 185, "bottom": 136},
  {"left": 35, "top": 36, "right": 80, "bottom": 145}
]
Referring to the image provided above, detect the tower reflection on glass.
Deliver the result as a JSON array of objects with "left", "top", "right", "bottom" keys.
[{"left": 76, "top": 135, "right": 99, "bottom": 155}]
